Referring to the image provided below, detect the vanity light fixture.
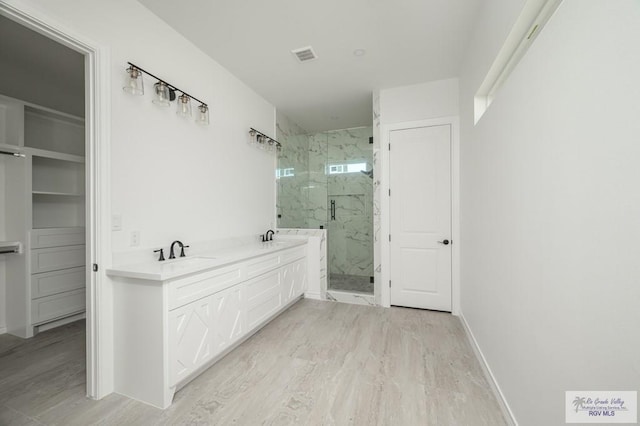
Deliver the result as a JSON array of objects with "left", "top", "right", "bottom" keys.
[
  {"left": 249, "top": 128, "right": 282, "bottom": 152},
  {"left": 122, "top": 61, "right": 209, "bottom": 125}
]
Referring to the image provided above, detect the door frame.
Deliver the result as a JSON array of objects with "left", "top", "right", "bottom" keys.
[
  {"left": 0, "top": 1, "right": 112, "bottom": 399},
  {"left": 380, "top": 117, "right": 460, "bottom": 314}
]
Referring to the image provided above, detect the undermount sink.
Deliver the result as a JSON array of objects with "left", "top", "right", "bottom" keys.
[
  {"left": 260, "top": 241, "right": 288, "bottom": 248},
  {"left": 160, "top": 256, "right": 217, "bottom": 271}
]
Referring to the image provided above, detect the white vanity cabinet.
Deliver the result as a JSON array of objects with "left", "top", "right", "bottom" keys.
[
  {"left": 168, "top": 263, "right": 245, "bottom": 386},
  {"left": 111, "top": 244, "right": 307, "bottom": 409},
  {"left": 282, "top": 259, "right": 306, "bottom": 303}
]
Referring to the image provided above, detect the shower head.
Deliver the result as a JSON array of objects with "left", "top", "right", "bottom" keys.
[{"left": 360, "top": 169, "right": 373, "bottom": 179}]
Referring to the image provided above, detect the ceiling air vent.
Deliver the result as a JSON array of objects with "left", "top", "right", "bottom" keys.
[{"left": 291, "top": 46, "right": 318, "bottom": 63}]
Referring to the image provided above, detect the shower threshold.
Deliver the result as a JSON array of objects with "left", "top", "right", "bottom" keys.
[
  {"left": 326, "top": 289, "right": 375, "bottom": 307},
  {"left": 329, "top": 273, "right": 373, "bottom": 294},
  {"left": 327, "top": 274, "right": 375, "bottom": 306}
]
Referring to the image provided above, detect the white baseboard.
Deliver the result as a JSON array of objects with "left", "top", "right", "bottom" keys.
[
  {"left": 304, "top": 292, "right": 322, "bottom": 300},
  {"left": 36, "top": 312, "right": 86, "bottom": 333},
  {"left": 459, "top": 312, "right": 518, "bottom": 426},
  {"left": 0, "top": 326, "right": 6, "bottom": 335}
]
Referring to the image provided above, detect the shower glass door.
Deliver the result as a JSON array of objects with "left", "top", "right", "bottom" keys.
[
  {"left": 326, "top": 128, "right": 373, "bottom": 293},
  {"left": 276, "top": 124, "right": 374, "bottom": 295}
]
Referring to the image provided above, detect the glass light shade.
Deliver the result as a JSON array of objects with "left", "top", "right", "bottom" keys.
[
  {"left": 176, "top": 94, "right": 192, "bottom": 118},
  {"left": 258, "top": 135, "right": 267, "bottom": 150},
  {"left": 123, "top": 66, "right": 144, "bottom": 95},
  {"left": 196, "top": 104, "right": 210, "bottom": 126},
  {"left": 152, "top": 81, "right": 171, "bottom": 107},
  {"left": 248, "top": 129, "right": 257, "bottom": 144}
]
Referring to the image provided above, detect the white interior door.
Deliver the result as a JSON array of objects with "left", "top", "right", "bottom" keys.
[{"left": 390, "top": 125, "right": 452, "bottom": 311}]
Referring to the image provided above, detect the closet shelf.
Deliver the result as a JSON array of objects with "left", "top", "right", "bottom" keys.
[
  {"left": 26, "top": 147, "right": 85, "bottom": 163},
  {"left": 25, "top": 104, "right": 84, "bottom": 124},
  {"left": 0, "top": 241, "right": 21, "bottom": 254},
  {"left": 32, "top": 191, "right": 84, "bottom": 197}
]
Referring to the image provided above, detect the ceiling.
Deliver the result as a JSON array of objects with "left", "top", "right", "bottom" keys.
[
  {"left": 139, "top": 0, "right": 481, "bottom": 133},
  {"left": 0, "top": 14, "right": 85, "bottom": 116}
]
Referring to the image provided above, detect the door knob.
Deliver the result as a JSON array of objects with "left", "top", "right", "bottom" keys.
[{"left": 438, "top": 239, "right": 450, "bottom": 245}]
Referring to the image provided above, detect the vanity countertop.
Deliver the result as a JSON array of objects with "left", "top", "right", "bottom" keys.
[{"left": 106, "top": 239, "right": 306, "bottom": 282}]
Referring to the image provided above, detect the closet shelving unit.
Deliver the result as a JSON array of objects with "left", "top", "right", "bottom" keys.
[{"left": 1, "top": 94, "right": 86, "bottom": 338}]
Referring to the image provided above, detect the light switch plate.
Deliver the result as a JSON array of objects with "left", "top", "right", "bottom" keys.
[{"left": 112, "top": 214, "right": 122, "bottom": 231}]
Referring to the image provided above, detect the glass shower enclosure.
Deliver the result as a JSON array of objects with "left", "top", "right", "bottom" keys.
[{"left": 277, "top": 126, "right": 374, "bottom": 294}]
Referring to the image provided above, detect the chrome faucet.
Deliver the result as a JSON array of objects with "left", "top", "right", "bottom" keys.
[{"left": 169, "top": 240, "right": 189, "bottom": 259}]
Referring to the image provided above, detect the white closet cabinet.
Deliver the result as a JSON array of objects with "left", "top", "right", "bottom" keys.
[{"left": 1, "top": 94, "right": 86, "bottom": 338}]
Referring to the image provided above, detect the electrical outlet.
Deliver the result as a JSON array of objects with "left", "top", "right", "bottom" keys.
[
  {"left": 112, "top": 214, "right": 122, "bottom": 231},
  {"left": 130, "top": 231, "right": 140, "bottom": 247}
]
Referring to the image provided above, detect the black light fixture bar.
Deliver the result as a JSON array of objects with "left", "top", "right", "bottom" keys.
[
  {"left": 250, "top": 127, "right": 282, "bottom": 149},
  {"left": 128, "top": 61, "right": 207, "bottom": 107}
]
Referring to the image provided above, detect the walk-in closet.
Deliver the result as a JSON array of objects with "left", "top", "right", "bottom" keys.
[{"left": 0, "top": 14, "right": 86, "bottom": 338}]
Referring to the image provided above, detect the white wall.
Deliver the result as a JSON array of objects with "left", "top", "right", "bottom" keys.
[
  {"left": 379, "top": 78, "right": 459, "bottom": 125},
  {"left": 4, "top": 0, "right": 276, "bottom": 251},
  {"left": 458, "top": 1, "right": 640, "bottom": 424},
  {"left": 3, "top": 0, "right": 276, "bottom": 395}
]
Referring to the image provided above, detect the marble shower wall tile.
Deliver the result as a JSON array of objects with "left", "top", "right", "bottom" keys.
[
  {"left": 276, "top": 114, "right": 309, "bottom": 229},
  {"left": 306, "top": 133, "right": 329, "bottom": 229},
  {"left": 327, "top": 194, "right": 372, "bottom": 276},
  {"left": 372, "top": 91, "right": 382, "bottom": 305},
  {"left": 326, "top": 127, "right": 373, "bottom": 279},
  {"left": 327, "top": 128, "right": 372, "bottom": 165}
]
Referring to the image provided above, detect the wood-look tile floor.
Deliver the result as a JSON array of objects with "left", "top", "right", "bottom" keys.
[{"left": 0, "top": 299, "right": 507, "bottom": 425}]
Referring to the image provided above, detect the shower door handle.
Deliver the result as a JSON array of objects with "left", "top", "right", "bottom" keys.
[{"left": 330, "top": 200, "right": 336, "bottom": 220}]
